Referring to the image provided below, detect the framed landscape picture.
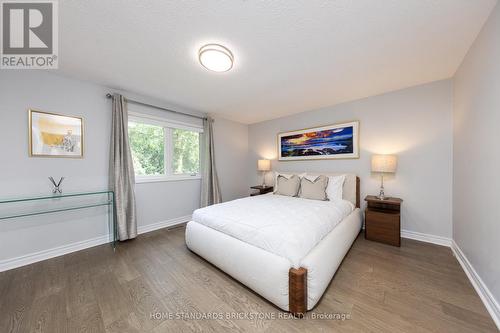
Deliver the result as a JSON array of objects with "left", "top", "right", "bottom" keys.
[
  {"left": 278, "top": 121, "right": 359, "bottom": 161},
  {"left": 29, "top": 109, "right": 84, "bottom": 158}
]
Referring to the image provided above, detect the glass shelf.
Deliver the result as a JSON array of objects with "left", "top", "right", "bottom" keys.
[
  {"left": 0, "top": 191, "right": 117, "bottom": 249},
  {"left": 0, "top": 190, "right": 113, "bottom": 204}
]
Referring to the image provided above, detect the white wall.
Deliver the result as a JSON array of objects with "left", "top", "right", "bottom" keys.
[
  {"left": 212, "top": 116, "right": 249, "bottom": 201},
  {"left": 0, "top": 71, "right": 112, "bottom": 264},
  {"left": 0, "top": 71, "right": 248, "bottom": 267},
  {"left": 248, "top": 80, "right": 454, "bottom": 238},
  {"left": 453, "top": 2, "right": 500, "bottom": 307}
]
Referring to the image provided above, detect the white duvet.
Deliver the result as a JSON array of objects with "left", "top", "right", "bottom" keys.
[{"left": 192, "top": 194, "right": 354, "bottom": 268}]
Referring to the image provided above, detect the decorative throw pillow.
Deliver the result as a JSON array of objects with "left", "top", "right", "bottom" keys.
[
  {"left": 273, "top": 172, "right": 305, "bottom": 193},
  {"left": 300, "top": 175, "right": 329, "bottom": 200},
  {"left": 303, "top": 174, "right": 320, "bottom": 182},
  {"left": 275, "top": 175, "right": 301, "bottom": 197},
  {"left": 325, "top": 175, "right": 346, "bottom": 201}
]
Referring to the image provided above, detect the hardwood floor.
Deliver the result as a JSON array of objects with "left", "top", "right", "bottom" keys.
[{"left": 0, "top": 225, "right": 497, "bottom": 332}]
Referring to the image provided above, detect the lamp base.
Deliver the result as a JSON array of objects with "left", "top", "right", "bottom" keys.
[
  {"left": 378, "top": 184, "right": 386, "bottom": 200},
  {"left": 377, "top": 175, "right": 389, "bottom": 200}
]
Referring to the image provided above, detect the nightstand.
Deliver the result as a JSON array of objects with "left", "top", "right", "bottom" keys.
[
  {"left": 364, "top": 195, "right": 403, "bottom": 246},
  {"left": 250, "top": 185, "right": 273, "bottom": 196}
]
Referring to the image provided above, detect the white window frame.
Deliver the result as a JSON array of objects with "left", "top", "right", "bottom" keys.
[{"left": 128, "top": 111, "right": 203, "bottom": 184}]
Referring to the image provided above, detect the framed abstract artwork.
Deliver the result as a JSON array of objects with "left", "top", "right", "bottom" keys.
[
  {"left": 278, "top": 121, "right": 359, "bottom": 161},
  {"left": 29, "top": 109, "right": 84, "bottom": 158}
]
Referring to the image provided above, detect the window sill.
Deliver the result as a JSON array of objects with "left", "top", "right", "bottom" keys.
[{"left": 135, "top": 175, "right": 201, "bottom": 184}]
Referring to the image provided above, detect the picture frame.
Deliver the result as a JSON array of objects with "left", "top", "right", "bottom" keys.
[
  {"left": 278, "top": 121, "right": 359, "bottom": 161},
  {"left": 29, "top": 109, "right": 84, "bottom": 158}
]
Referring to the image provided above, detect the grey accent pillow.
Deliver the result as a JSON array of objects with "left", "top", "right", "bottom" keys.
[
  {"left": 275, "top": 175, "right": 301, "bottom": 197},
  {"left": 299, "top": 175, "right": 329, "bottom": 201}
]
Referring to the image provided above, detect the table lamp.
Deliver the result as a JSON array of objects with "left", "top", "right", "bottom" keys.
[
  {"left": 371, "top": 155, "right": 397, "bottom": 200},
  {"left": 257, "top": 159, "right": 271, "bottom": 188}
]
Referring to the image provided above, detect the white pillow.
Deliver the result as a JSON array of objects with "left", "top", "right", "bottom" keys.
[{"left": 325, "top": 175, "right": 346, "bottom": 201}]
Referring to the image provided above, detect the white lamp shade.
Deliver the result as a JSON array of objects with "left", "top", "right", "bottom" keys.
[
  {"left": 371, "top": 155, "right": 397, "bottom": 173},
  {"left": 257, "top": 159, "right": 271, "bottom": 171}
]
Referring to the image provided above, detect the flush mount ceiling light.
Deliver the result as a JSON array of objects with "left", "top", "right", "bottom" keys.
[{"left": 198, "top": 44, "right": 234, "bottom": 72}]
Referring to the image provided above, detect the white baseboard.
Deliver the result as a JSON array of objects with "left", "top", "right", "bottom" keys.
[
  {"left": 0, "top": 234, "right": 110, "bottom": 272},
  {"left": 401, "top": 229, "right": 452, "bottom": 247},
  {"left": 451, "top": 241, "right": 500, "bottom": 330},
  {"left": 0, "top": 215, "right": 192, "bottom": 272},
  {"left": 137, "top": 215, "right": 191, "bottom": 235}
]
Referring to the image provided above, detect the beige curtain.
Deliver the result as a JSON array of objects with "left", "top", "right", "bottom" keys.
[
  {"left": 200, "top": 117, "right": 222, "bottom": 207},
  {"left": 109, "top": 94, "right": 137, "bottom": 240}
]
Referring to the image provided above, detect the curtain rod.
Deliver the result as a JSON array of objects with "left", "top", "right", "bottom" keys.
[{"left": 106, "top": 93, "right": 207, "bottom": 121}]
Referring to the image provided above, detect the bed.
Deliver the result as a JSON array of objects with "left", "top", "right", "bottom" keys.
[{"left": 185, "top": 173, "right": 361, "bottom": 316}]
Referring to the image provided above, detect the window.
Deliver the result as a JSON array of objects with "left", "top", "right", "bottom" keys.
[
  {"left": 128, "top": 121, "right": 165, "bottom": 176},
  {"left": 172, "top": 128, "right": 200, "bottom": 175},
  {"left": 128, "top": 112, "right": 202, "bottom": 182}
]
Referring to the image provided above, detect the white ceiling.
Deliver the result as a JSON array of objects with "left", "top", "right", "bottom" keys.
[{"left": 58, "top": 0, "right": 497, "bottom": 124}]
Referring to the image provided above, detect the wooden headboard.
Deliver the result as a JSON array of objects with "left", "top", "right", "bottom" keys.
[{"left": 356, "top": 176, "right": 360, "bottom": 208}]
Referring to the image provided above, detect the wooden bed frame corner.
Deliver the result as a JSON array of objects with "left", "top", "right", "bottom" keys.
[
  {"left": 289, "top": 267, "right": 307, "bottom": 316},
  {"left": 288, "top": 176, "right": 360, "bottom": 317}
]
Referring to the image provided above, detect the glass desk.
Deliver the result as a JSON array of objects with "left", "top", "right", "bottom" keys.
[{"left": 0, "top": 191, "right": 117, "bottom": 249}]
